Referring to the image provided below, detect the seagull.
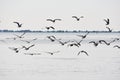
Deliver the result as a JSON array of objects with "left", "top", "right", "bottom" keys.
[
  {"left": 6, "top": 37, "right": 17, "bottom": 40},
  {"left": 57, "top": 40, "right": 70, "bottom": 46},
  {"left": 13, "top": 22, "right": 22, "bottom": 28},
  {"left": 21, "top": 38, "right": 37, "bottom": 44},
  {"left": 111, "top": 38, "right": 120, "bottom": 42},
  {"left": 46, "top": 35, "right": 57, "bottom": 42},
  {"left": 99, "top": 40, "right": 115, "bottom": 46},
  {"left": 13, "top": 32, "right": 26, "bottom": 39},
  {"left": 77, "top": 32, "right": 89, "bottom": 39},
  {"left": 104, "top": 18, "right": 109, "bottom": 25},
  {"left": 71, "top": 39, "right": 83, "bottom": 46},
  {"left": 113, "top": 45, "right": 120, "bottom": 49},
  {"left": 77, "top": 50, "right": 89, "bottom": 56},
  {"left": 44, "top": 51, "right": 60, "bottom": 55},
  {"left": 67, "top": 43, "right": 80, "bottom": 47},
  {"left": 22, "top": 44, "right": 35, "bottom": 50},
  {"left": 45, "top": 26, "right": 55, "bottom": 30},
  {"left": 8, "top": 47, "right": 22, "bottom": 53},
  {"left": 89, "top": 41, "right": 99, "bottom": 47},
  {"left": 24, "top": 53, "right": 41, "bottom": 56},
  {"left": 106, "top": 27, "right": 112, "bottom": 32},
  {"left": 72, "top": 16, "right": 84, "bottom": 21},
  {"left": 46, "top": 19, "right": 61, "bottom": 23}
]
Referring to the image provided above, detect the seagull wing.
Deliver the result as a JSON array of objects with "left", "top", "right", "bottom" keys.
[
  {"left": 55, "top": 19, "right": 61, "bottom": 21},
  {"left": 106, "top": 27, "right": 111, "bottom": 31},
  {"left": 104, "top": 19, "right": 107, "bottom": 22},
  {"left": 80, "top": 16, "right": 84, "bottom": 18},
  {"left": 50, "top": 26, "right": 55, "bottom": 29},
  {"left": 28, "top": 44, "right": 35, "bottom": 48},
  {"left": 81, "top": 50, "right": 89, "bottom": 56},
  {"left": 13, "top": 22, "right": 20, "bottom": 25},
  {"left": 46, "top": 19, "right": 53, "bottom": 22},
  {"left": 20, "top": 32, "right": 26, "bottom": 37},
  {"left": 72, "top": 16, "right": 78, "bottom": 19}
]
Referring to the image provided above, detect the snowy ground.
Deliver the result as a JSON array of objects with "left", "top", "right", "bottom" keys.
[{"left": 0, "top": 32, "right": 120, "bottom": 80}]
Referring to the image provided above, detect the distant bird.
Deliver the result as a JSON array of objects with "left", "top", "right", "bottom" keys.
[
  {"left": 44, "top": 51, "right": 60, "bottom": 55},
  {"left": 72, "top": 16, "right": 84, "bottom": 21},
  {"left": 13, "top": 22, "right": 22, "bottom": 28},
  {"left": 104, "top": 18, "right": 109, "bottom": 25},
  {"left": 21, "top": 38, "right": 37, "bottom": 44},
  {"left": 45, "top": 26, "right": 55, "bottom": 30},
  {"left": 71, "top": 39, "right": 83, "bottom": 46},
  {"left": 13, "top": 32, "right": 26, "bottom": 39},
  {"left": 57, "top": 40, "right": 70, "bottom": 46},
  {"left": 67, "top": 43, "right": 80, "bottom": 47},
  {"left": 77, "top": 32, "right": 89, "bottom": 39},
  {"left": 113, "top": 38, "right": 120, "bottom": 41},
  {"left": 22, "top": 44, "right": 35, "bottom": 50},
  {"left": 111, "top": 38, "right": 120, "bottom": 42},
  {"left": 106, "top": 27, "right": 112, "bottom": 32},
  {"left": 89, "top": 41, "right": 99, "bottom": 47},
  {"left": 77, "top": 50, "right": 89, "bottom": 56},
  {"left": 24, "top": 53, "right": 41, "bottom": 56},
  {"left": 46, "top": 35, "right": 57, "bottom": 42},
  {"left": 99, "top": 40, "right": 115, "bottom": 46},
  {"left": 46, "top": 19, "right": 61, "bottom": 23},
  {"left": 8, "top": 47, "right": 22, "bottom": 53},
  {"left": 6, "top": 37, "right": 17, "bottom": 40},
  {"left": 113, "top": 45, "right": 120, "bottom": 49}
]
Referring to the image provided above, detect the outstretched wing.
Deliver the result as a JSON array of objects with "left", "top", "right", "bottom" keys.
[
  {"left": 13, "top": 22, "right": 19, "bottom": 25},
  {"left": 20, "top": 32, "right": 26, "bottom": 37},
  {"left": 50, "top": 26, "right": 55, "bottom": 29},
  {"left": 55, "top": 19, "right": 61, "bottom": 21},
  {"left": 80, "top": 16, "right": 84, "bottom": 18},
  {"left": 46, "top": 19, "right": 53, "bottom": 22},
  {"left": 104, "top": 19, "right": 107, "bottom": 23},
  {"left": 113, "top": 45, "right": 120, "bottom": 48},
  {"left": 81, "top": 50, "right": 89, "bottom": 56},
  {"left": 28, "top": 44, "right": 35, "bottom": 48},
  {"left": 72, "top": 16, "right": 78, "bottom": 19},
  {"left": 13, "top": 21, "right": 22, "bottom": 27},
  {"left": 106, "top": 27, "right": 112, "bottom": 32}
]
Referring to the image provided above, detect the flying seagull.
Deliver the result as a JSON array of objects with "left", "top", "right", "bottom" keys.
[
  {"left": 57, "top": 40, "right": 70, "bottom": 46},
  {"left": 77, "top": 32, "right": 89, "bottom": 39},
  {"left": 45, "top": 26, "right": 55, "bottom": 30},
  {"left": 8, "top": 47, "right": 22, "bottom": 53},
  {"left": 46, "top": 35, "right": 57, "bottom": 42},
  {"left": 72, "top": 16, "right": 84, "bottom": 21},
  {"left": 13, "top": 22, "right": 22, "bottom": 28},
  {"left": 24, "top": 53, "right": 41, "bottom": 56},
  {"left": 13, "top": 32, "right": 26, "bottom": 39},
  {"left": 104, "top": 18, "right": 109, "bottom": 25},
  {"left": 106, "top": 27, "right": 112, "bottom": 32},
  {"left": 77, "top": 50, "right": 89, "bottom": 56},
  {"left": 22, "top": 44, "right": 35, "bottom": 50},
  {"left": 21, "top": 38, "right": 37, "bottom": 44},
  {"left": 99, "top": 40, "right": 115, "bottom": 46},
  {"left": 46, "top": 19, "right": 61, "bottom": 23},
  {"left": 67, "top": 43, "right": 80, "bottom": 47},
  {"left": 89, "top": 41, "right": 99, "bottom": 47},
  {"left": 44, "top": 51, "right": 60, "bottom": 55}
]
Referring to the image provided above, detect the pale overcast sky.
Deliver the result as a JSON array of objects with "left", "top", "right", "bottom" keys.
[{"left": 0, "top": 0, "right": 120, "bottom": 31}]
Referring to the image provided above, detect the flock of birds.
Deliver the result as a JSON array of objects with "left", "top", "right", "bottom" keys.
[
  {"left": 0, "top": 16, "right": 119, "bottom": 56},
  {"left": 10, "top": 16, "right": 111, "bottom": 32}
]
